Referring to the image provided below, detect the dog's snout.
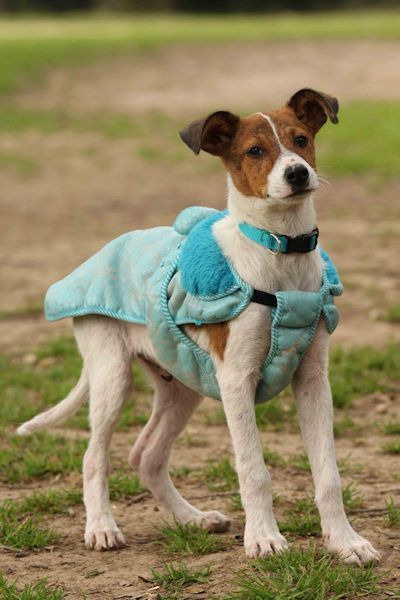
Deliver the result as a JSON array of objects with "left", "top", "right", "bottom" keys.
[{"left": 284, "top": 164, "right": 309, "bottom": 189}]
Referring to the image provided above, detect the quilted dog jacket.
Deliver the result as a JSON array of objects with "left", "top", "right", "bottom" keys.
[{"left": 45, "top": 207, "right": 343, "bottom": 403}]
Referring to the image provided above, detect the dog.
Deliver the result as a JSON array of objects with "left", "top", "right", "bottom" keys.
[{"left": 18, "top": 88, "right": 380, "bottom": 565}]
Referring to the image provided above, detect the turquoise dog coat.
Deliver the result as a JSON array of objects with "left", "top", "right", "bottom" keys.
[{"left": 45, "top": 207, "right": 343, "bottom": 403}]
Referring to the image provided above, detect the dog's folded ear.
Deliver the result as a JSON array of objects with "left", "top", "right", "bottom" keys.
[
  {"left": 288, "top": 89, "right": 339, "bottom": 135},
  {"left": 180, "top": 111, "right": 240, "bottom": 156}
]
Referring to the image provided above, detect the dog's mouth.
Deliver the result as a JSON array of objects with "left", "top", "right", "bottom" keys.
[{"left": 286, "top": 188, "right": 313, "bottom": 199}]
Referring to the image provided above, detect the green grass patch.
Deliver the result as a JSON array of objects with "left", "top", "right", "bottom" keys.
[
  {"left": 330, "top": 343, "right": 400, "bottom": 408},
  {"left": 385, "top": 498, "right": 400, "bottom": 528},
  {"left": 342, "top": 483, "right": 364, "bottom": 510},
  {"left": 204, "top": 457, "right": 238, "bottom": 491},
  {"left": 255, "top": 396, "right": 295, "bottom": 430},
  {"left": 384, "top": 421, "right": 400, "bottom": 435},
  {"left": 159, "top": 520, "right": 227, "bottom": 556},
  {"left": 263, "top": 447, "right": 286, "bottom": 468},
  {"left": 8, "top": 488, "right": 83, "bottom": 516},
  {"left": 0, "top": 101, "right": 398, "bottom": 177},
  {"left": 0, "top": 150, "right": 40, "bottom": 177},
  {"left": 382, "top": 439, "right": 400, "bottom": 455},
  {"left": 318, "top": 102, "right": 400, "bottom": 179},
  {"left": 382, "top": 304, "right": 400, "bottom": 324},
  {"left": 0, "top": 575, "right": 65, "bottom": 600},
  {"left": 0, "top": 301, "right": 43, "bottom": 321},
  {"left": 224, "top": 544, "right": 392, "bottom": 600},
  {"left": 0, "top": 431, "right": 87, "bottom": 483},
  {"left": 279, "top": 497, "right": 321, "bottom": 537},
  {"left": 0, "top": 499, "right": 60, "bottom": 550},
  {"left": 109, "top": 471, "right": 144, "bottom": 500},
  {"left": 0, "top": 12, "right": 398, "bottom": 95},
  {"left": 289, "top": 453, "right": 311, "bottom": 472},
  {"left": 151, "top": 562, "right": 211, "bottom": 592}
]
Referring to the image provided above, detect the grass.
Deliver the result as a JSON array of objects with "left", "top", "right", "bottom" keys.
[
  {"left": 224, "top": 544, "right": 393, "bottom": 600},
  {"left": 385, "top": 498, "right": 400, "bottom": 528},
  {"left": 279, "top": 497, "right": 321, "bottom": 537},
  {"left": 0, "top": 101, "right": 400, "bottom": 178},
  {"left": 159, "top": 520, "right": 227, "bottom": 556},
  {"left": 382, "top": 440, "right": 400, "bottom": 455},
  {"left": 0, "top": 500, "right": 60, "bottom": 550},
  {"left": 318, "top": 102, "right": 400, "bottom": 179},
  {"left": 0, "top": 477, "right": 144, "bottom": 551},
  {"left": 382, "top": 304, "right": 400, "bottom": 324},
  {"left": 0, "top": 301, "right": 43, "bottom": 320},
  {"left": 151, "top": 562, "right": 211, "bottom": 591},
  {"left": 0, "top": 489, "right": 82, "bottom": 550},
  {"left": 342, "top": 483, "right": 364, "bottom": 510},
  {"left": 329, "top": 343, "right": 400, "bottom": 408},
  {"left": 109, "top": 471, "right": 144, "bottom": 500},
  {"left": 0, "top": 431, "right": 87, "bottom": 483},
  {"left": 0, "top": 12, "right": 398, "bottom": 95},
  {"left": 0, "top": 575, "right": 65, "bottom": 600},
  {"left": 384, "top": 421, "right": 400, "bottom": 435},
  {"left": 204, "top": 457, "right": 238, "bottom": 491}
]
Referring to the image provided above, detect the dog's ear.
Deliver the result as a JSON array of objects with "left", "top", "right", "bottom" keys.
[
  {"left": 180, "top": 111, "right": 240, "bottom": 156},
  {"left": 288, "top": 88, "right": 339, "bottom": 135}
]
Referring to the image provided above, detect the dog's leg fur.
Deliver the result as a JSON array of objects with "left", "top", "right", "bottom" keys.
[
  {"left": 129, "top": 361, "right": 230, "bottom": 532},
  {"left": 292, "top": 321, "right": 380, "bottom": 565},
  {"left": 75, "top": 316, "right": 132, "bottom": 551},
  {"left": 215, "top": 304, "right": 288, "bottom": 558}
]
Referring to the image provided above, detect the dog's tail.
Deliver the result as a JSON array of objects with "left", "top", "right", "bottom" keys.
[{"left": 17, "top": 369, "right": 89, "bottom": 435}]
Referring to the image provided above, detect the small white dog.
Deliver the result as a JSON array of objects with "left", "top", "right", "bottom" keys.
[{"left": 18, "top": 89, "right": 379, "bottom": 565}]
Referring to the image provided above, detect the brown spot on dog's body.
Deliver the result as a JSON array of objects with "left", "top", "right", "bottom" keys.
[{"left": 185, "top": 322, "right": 229, "bottom": 360}]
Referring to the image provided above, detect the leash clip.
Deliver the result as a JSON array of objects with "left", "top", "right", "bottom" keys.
[{"left": 268, "top": 233, "right": 281, "bottom": 255}]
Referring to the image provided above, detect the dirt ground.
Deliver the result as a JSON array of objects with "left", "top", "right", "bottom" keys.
[{"left": 1, "top": 39, "right": 400, "bottom": 598}]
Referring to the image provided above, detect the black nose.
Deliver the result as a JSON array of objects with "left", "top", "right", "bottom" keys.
[{"left": 284, "top": 164, "right": 309, "bottom": 189}]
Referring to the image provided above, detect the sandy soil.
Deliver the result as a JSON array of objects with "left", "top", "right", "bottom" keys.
[{"left": 1, "top": 39, "right": 399, "bottom": 599}]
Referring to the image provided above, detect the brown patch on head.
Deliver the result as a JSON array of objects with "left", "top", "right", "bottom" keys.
[
  {"left": 268, "top": 106, "right": 317, "bottom": 167},
  {"left": 186, "top": 322, "right": 229, "bottom": 361},
  {"left": 220, "top": 114, "right": 281, "bottom": 197},
  {"left": 180, "top": 89, "right": 338, "bottom": 198}
]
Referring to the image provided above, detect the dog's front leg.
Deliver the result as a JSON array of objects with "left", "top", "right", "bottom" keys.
[
  {"left": 292, "top": 321, "right": 380, "bottom": 565},
  {"left": 217, "top": 367, "right": 288, "bottom": 558}
]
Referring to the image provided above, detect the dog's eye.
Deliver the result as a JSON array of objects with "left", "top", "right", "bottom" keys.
[
  {"left": 247, "top": 146, "right": 264, "bottom": 157},
  {"left": 294, "top": 135, "right": 308, "bottom": 148}
]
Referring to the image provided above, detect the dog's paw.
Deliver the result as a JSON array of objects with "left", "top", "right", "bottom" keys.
[
  {"left": 244, "top": 527, "right": 288, "bottom": 558},
  {"left": 196, "top": 510, "right": 231, "bottom": 533},
  {"left": 85, "top": 527, "right": 126, "bottom": 551},
  {"left": 325, "top": 530, "right": 380, "bottom": 566},
  {"left": 181, "top": 510, "right": 230, "bottom": 533}
]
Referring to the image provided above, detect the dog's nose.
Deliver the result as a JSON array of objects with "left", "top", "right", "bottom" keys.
[{"left": 284, "top": 164, "right": 309, "bottom": 189}]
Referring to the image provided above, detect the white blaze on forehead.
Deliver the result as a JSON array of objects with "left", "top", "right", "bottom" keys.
[{"left": 256, "top": 112, "right": 288, "bottom": 153}]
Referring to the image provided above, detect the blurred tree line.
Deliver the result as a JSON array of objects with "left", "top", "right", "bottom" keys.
[{"left": 0, "top": 0, "right": 394, "bottom": 11}]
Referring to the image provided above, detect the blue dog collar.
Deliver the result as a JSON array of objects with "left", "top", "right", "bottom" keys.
[{"left": 239, "top": 222, "right": 319, "bottom": 254}]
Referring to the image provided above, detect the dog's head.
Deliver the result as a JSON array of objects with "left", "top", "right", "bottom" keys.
[{"left": 180, "top": 89, "right": 338, "bottom": 206}]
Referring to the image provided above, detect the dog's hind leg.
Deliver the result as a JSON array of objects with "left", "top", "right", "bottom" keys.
[
  {"left": 74, "top": 316, "right": 132, "bottom": 551},
  {"left": 129, "top": 361, "right": 230, "bottom": 533}
]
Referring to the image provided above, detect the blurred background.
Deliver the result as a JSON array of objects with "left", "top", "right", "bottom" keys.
[{"left": 0, "top": 4, "right": 399, "bottom": 598}]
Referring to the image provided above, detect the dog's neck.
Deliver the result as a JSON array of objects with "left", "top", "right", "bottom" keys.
[
  {"left": 226, "top": 175, "right": 317, "bottom": 237},
  {"left": 213, "top": 176, "right": 321, "bottom": 293}
]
